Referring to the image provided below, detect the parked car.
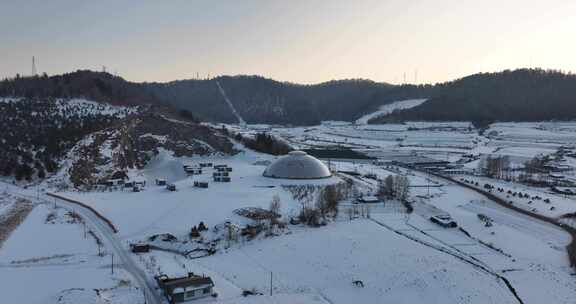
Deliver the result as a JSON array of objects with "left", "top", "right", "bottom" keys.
[{"left": 430, "top": 215, "right": 458, "bottom": 228}]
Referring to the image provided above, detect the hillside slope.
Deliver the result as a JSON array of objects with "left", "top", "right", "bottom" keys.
[
  {"left": 4, "top": 69, "right": 576, "bottom": 125},
  {"left": 369, "top": 69, "right": 576, "bottom": 123},
  {"left": 0, "top": 72, "right": 395, "bottom": 125},
  {"left": 59, "top": 112, "right": 236, "bottom": 189},
  {"left": 0, "top": 97, "right": 234, "bottom": 185}
]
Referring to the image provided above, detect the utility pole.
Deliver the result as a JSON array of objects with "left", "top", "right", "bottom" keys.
[
  {"left": 111, "top": 253, "right": 114, "bottom": 275},
  {"left": 270, "top": 272, "right": 273, "bottom": 296},
  {"left": 427, "top": 169, "right": 430, "bottom": 197}
]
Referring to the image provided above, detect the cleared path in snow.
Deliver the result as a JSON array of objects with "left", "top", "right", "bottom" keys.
[
  {"left": 215, "top": 80, "right": 246, "bottom": 125},
  {"left": 426, "top": 171, "right": 576, "bottom": 269},
  {"left": 369, "top": 216, "right": 524, "bottom": 304},
  {"left": 355, "top": 98, "right": 427, "bottom": 124},
  {"left": 45, "top": 192, "right": 164, "bottom": 304},
  {"left": 4, "top": 185, "right": 163, "bottom": 304}
]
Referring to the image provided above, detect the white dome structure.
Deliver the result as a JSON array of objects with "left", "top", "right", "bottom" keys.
[{"left": 263, "top": 151, "right": 332, "bottom": 179}]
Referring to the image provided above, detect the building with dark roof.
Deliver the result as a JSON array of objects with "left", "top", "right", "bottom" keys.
[{"left": 155, "top": 273, "right": 215, "bottom": 303}]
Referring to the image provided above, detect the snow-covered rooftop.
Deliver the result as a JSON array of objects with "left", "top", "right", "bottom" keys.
[{"left": 263, "top": 151, "right": 332, "bottom": 179}]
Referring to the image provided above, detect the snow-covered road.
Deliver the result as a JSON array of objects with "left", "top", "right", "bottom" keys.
[
  {"left": 46, "top": 193, "right": 164, "bottom": 304},
  {"left": 2, "top": 183, "right": 163, "bottom": 304}
]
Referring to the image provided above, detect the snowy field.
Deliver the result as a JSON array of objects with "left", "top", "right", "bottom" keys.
[
  {"left": 0, "top": 203, "right": 142, "bottom": 304},
  {"left": 52, "top": 145, "right": 576, "bottom": 303},
  {"left": 61, "top": 151, "right": 341, "bottom": 240},
  {"left": 5, "top": 120, "right": 576, "bottom": 303}
]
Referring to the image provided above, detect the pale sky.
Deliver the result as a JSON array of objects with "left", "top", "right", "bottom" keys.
[{"left": 2, "top": 0, "right": 576, "bottom": 84}]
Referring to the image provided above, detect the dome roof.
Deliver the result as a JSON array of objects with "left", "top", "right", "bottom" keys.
[{"left": 263, "top": 151, "right": 332, "bottom": 179}]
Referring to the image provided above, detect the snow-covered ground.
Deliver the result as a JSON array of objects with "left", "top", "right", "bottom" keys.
[
  {"left": 0, "top": 203, "right": 142, "bottom": 304},
  {"left": 61, "top": 151, "right": 341, "bottom": 240},
  {"left": 47, "top": 145, "right": 576, "bottom": 303},
  {"left": 355, "top": 98, "right": 428, "bottom": 124},
  {"left": 455, "top": 175, "right": 576, "bottom": 218},
  {"left": 5, "top": 119, "right": 576, "bottom": 303}
]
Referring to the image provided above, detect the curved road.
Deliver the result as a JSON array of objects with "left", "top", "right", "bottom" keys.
[{"left": 7, "top": 186, "right": 163, "bottom": 304}]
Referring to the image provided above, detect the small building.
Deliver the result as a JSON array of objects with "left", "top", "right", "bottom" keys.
[
  {"left": 134, "top": 180, "right": 146, "bottom": 187},
  {"left": 356, "top": 195, "right": 381, "bottom": 204},
  {"left": 213, "top": 176, "right": 231, "bottom": 183},
  {"left": 199, "top": 163, "right": 213, "bottom": 168},
  {"left": 167, "top": 184, "right": 177, "bottom": 191},
  {"left": 156, "top": 273, "right": 215, "bottom": 303},
  {"left": 130, "top": 243, "right": 150, "bottom": 253},
  {"left": 156, "top": 178, "right": 167, "bottom": 186},
  {"left": 184, "top": 166, "right": 202, "bottom": 175},
  {"left": 193, "top": 181, "right": 209, "bottom": 188},
  {"left": 104, "top": 179, "right": 125, "bottom": 187},
  {"left": 213, "top": 171, "right": 229, "bottom": 177},
  {"left": 132, "top": 186, "right": 141, "bottom": 192}
]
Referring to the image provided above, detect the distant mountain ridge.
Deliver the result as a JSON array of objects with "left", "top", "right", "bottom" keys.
[
  {"left": 0, "top": 71, "right": 395, "bottom": 125},
  {"left": 2, "top": 68, "right": 576, "bottom": 125}
]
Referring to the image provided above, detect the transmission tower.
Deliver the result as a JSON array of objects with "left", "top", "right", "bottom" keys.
[{"left": 32, "top": 56, "right": 37, "bottom": 76}]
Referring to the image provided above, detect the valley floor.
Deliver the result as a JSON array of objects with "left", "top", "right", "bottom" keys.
[
  {"left": 3, "top": 120, "right": 576, "bottom": 303},
  {"left": 0, "top": 199, "right": 142, "bottom": 304}
]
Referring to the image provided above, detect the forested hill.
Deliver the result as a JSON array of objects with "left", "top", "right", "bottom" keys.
[
  {"left": 369, "top": 69, "right": 576, "bottom": 124},
  {"left": 3, "top": 69, "right": 576, "bottom": 125},
  {"left": 0, "top": 70, "right": 159, "bottom": 107},
  {"left": 0, "top": 71, "right": 395, "bottom": 125}
]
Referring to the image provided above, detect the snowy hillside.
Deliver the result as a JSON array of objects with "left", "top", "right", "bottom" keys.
[
  {"left": 0, "top": 97, "right": 140, "bottom": 183},
  {"left": 50, "top": 113, "right": 236, "bottom": 189}
]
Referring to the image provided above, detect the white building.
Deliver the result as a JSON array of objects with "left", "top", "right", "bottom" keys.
[{"left": 263, "top": 151, "right": 332, "bottom": 179}]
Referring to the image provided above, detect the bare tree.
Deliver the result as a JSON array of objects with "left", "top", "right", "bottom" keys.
[
  {"left": 268, "top": 194, "right": 281, "bottom": 234},
  {"left": 323, "top": 185, "right": 340, "bottom": 217},
  {"left": 393, "top": 175, "right": 410, "bottom": 201},
  {"left": 378, "top": 175, "right": 395, "bottom": 199},
  {"left": 482, "top": 155, "right": 510, "bottom": 179},
  {"left": 378, "top": 174, "right": 410, "bottom": 201}
]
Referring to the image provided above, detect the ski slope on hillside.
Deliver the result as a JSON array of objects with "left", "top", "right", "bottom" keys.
[
  {"left": 216, "top": 80, "right": 246, "bottom": 125},
  {"left": 356, "top": 98, "right": 427, "bottom": 124}
]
